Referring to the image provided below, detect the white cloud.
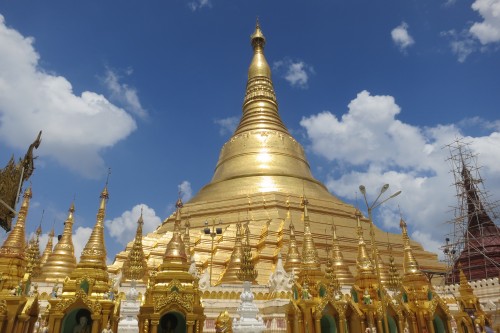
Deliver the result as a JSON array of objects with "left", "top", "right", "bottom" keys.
[
  {"left": 188, "top": 0, "right": 211, "bottom": 11},
  {"left": 470, "top": 0, "right": 500, "bottom": 44},
  {"left": 214, "top": 116, "right": 239, "bottom": 136},
  {"left": 391, "top": 22, "right": 415, "bottom": 52},
  {"left": 178, "top": 180, "right": 193, "bottom": 203},
  {"left": 273, "top": 59, "right": 314, "bottom": 89},
  {"left": 103, "top": 68, "right": 147, "bottom": 119},
  {"left": 105, "top": 204, "right": 162, "bottom": 246},
  {"left": 441, "top": 30, "right": 477, "bottom": 63},
  {"left": 0, "top": 15, "right": 137, "bottom": 178},
  {"left": 300, "top": 90, "right": 500, "bottom": 256}
]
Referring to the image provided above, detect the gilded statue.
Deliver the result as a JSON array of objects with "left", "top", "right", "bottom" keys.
[
  {"left": 0, "top": 131, "right": 42, "bottom": 231},
  {"left": 215, "top": 310, "right": 233, "bottom": 333}
]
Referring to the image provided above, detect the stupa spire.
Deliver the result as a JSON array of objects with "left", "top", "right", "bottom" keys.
[
  {"left": 64, "top": 186, "right": 110, "bottom": 295},
  {"left": 40, "top": 225, "right": 54, "bottom": 268},
  {"left": 375, "top": 248, "right": 391, "bottom": 286},
  {"left": 25, "top": 223, "right": 42, "bottom": 279},
  {"left": 356, "top": 209, "right": 375, "bottom": 277},
  {"left": 219, "top": 220, "right": 244, "bottom": 284},
  {"left": 330, "top": 223, "right": 354, "bottom": 285},
  {"left": 163, "top": 198, "right": 187, "bottom": 265},
  {"left": 234, "top": 19, "right": 287, "bottom": 136},
  {"left": 122, "top": 208, "right": 148, "bottom": 281},
  {"left": 284, "top": 204, "right": 301, "bottom": 275},
  {"left": 300, "top": 196, "right": 320, "bottom": 272},
  {"left": 386, "top": 244, "right": 401, "bottom": 291},
  {"left": 0, "top": 187, "right": 32, "bottom": 292},
  {"left": 237, "top": 221, "right": 258, "bottom": 282},
  {"left": 399, "top": 218, "right": 420, "bottom": 275},
  {"left": 41, "top": 202, "right": 77, "bottom": 281},
  {"left": 190, "top": 20, "right": 335, "bottom": 203},
  {"left": 183, "top": 218, "right": 191, "bottom": 261}
]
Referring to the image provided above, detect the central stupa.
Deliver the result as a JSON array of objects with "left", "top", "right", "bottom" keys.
[{"left": 109, "top": 22, "right": 444, "bottom": 285}]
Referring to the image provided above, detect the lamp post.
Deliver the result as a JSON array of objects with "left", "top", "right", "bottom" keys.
[
  {"left": 204, "top": 218, "right": 223, "bottom": 286},
  {"left": 359, "top": 184, "right": 401, "bottom": 333}
]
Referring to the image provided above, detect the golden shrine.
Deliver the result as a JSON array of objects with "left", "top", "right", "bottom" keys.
[{"left": 0, "top": 21, "right": 498, "bottom": 333}]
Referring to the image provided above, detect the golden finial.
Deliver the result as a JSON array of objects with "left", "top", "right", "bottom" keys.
[
  {"left": 233, "top": 19, "right": 287, "bottom": 136},
  {"left": 26, "top": 217, "right": 43, "bottom": 279},
  {"left": 69, "top": 186, "right": 110, "bottom": 294},
  {"left": 237, "top": 221, "right": 258, "bottom": 282},
  {"left": 42, "top": 201, "right": 78, "bottom": 281},
  {"left": 122, "top": 207, "right": 148, "bottom": 281},
  {"left": 163, "top": 198, "right": 187, "bottom": 264},
  {"left": 355, "top": 210, "right": 375, "bottom": 275},
  {"left": 250, "top": 17, "right": 266, "bottom": 50},
  {"left": 284, "top": 205, "right": 301, "bottom": 274},
  {"left": 458, "top": 265, "right": 474, "bottom": 297},
  {"left": 300, "top": 197, "right": 320, "bottom": 273},
  {"left": 40, "top": 222, "right": 55, "bottom": 268},
  {"left": 399, "top": 218, "right": 420, "bottom": 275},
  {"left": 183, "top": 214, "right": 191, "bottom": 261},
  {"left": 219, "top": 219, "right": 244, "bottom": 283},
  {"left": 386, "top": 232, "right": 400, "bottom": 290},
  {"left": 330, "top": 219, "right": 354, "bottom": 285}
]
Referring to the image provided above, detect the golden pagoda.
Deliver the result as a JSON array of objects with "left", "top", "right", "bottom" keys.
[
  {"left": 0, "top": 187, "right": 31, "bottom": 293},
  {"left": 40, "top": 202, "right": 77, "bottom": 282},
  {"left": 399, "top": 218, "right": 452, "bottom": 333},
  {"left": 122, "top": 210, "right": 148, "bottom": 282},
  {"left": 45, "top": 186, "right": 116, "bottom": 333},
  {"left": 0, "top": 18, "right": 494, "bottom": 333},
  {"left": 109, "top": 21, "right": 443, "bottom": 290},
  {"left": 0, "top": 187, "right": 40, "bottom": 333}
]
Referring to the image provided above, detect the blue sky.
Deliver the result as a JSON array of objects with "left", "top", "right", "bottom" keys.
[{"left": 0, "top": 1, "right": 499, "bottom": 263}]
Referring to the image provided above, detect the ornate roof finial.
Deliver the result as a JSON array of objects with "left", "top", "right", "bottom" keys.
[
  {"left": 250, "top": 17, "right": 266, "bottom": 51},
  {"left": 399, "top": 218, "right": 420, "bottom": 275},
  {"left": 355, "top": 209, "right": 375, "bottom": 276},
  {"left": 26, "top": 218, "right": 42, "bottom": 279},
  {"left": 237, "top": 221, "right": 258, "bottom": 282},
  {"left": 284, "top": 203, "right": 301, "bottom": 275},
  {"left": 69, "top": 186, "right": 109, "bottom": 293},
  {"left": 458, "top": 265, "right": 474, "bottom": 297},
  {"left": 330, "top": 219, "right": 354, "bottom": 285},
  {"left": 300, "top": 196, "right": 321, "bottom": 276},
  {"left": 183, "top": 213, "right": 191, "bottom": 261},
  {"left": 163, "top": 198, "right": 187, "bottom": 264},
  {"left": 386, "top": 233, "right": 400, "bottom": 291},
  {"left": 220, "top": 218, "right": 244, "bottom": 284},
  {"left": 122, "top": 207, "right": 148, "bottom": 281}
]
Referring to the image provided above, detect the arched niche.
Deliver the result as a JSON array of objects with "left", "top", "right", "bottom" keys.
[
  {"left": 62, "top": 308, "right": 92, "bottom": 333},
  {"left": 320, "top": 314, "right": 337, "bottom": 333},
  {"left": 159, "top": 311, "right": 186, "bottom": 333},
  {"left": 433, "top": 314, "right": 447, "bottom": 333}
]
